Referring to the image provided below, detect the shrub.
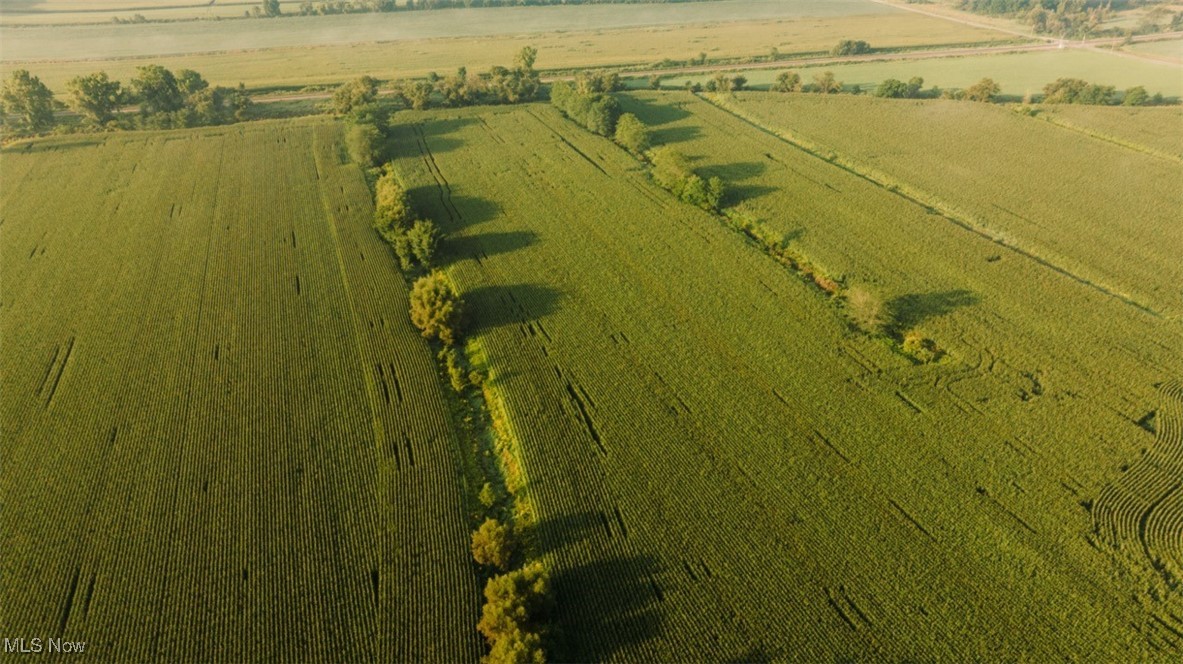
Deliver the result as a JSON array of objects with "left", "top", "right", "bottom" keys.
[
  {"left": 471, "top": 518, "right": 515, "bottom": 570},
  {"left": 902, "top": 330, "right": 943, "bottom": 363},
  {"left": 409, "top": 271, "right": 463, "bottom": 345},
  {"left": 1122, "top": 86, "right": 1150, "bottom": 106},
  {"left": 614, "top": 113, "right": 650, "bottom": 153},
  {"left": 1042, "top": 78, "right": 1115, "bottom": 105},
  {"left": 407, "top": 219, "right": 441, "bottom": 268},
  {"left": 332, "top": 75, "right": 378, "bottom": 116},
  {"left": 846, "top": 287, "right": 884, "bottom": 333},
  {"left": 549, "top": 80, "right": 621, "bottom": 136},
  {"left": 346, "top": 122, "right": 382, "bottom": 167},
  {"left": 477, "top": 562, "right": 552, "bottom": 663},
  {"left": 831, "top": 39, "right": 871, "bottom": 56},
  {"left": 965, "top": 77, "right": 1001, "bottom": 103},
  {"left": 373, "top": 167, "right": 414, "bottom": 232},
  {"left": 771, "top": 71, "right": 801, "bottom": 93}
]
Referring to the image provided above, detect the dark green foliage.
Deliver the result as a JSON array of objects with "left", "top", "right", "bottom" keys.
[
  {"left": 831, "top": 39, "right": 872, "bottom": 56},
  {"left": 771, "top": 71, "right": 801, "bottom": 93},
  {"left": 965, "top": 77, "right": 1001, "bottom": 102},
  {"left": 549, "top": 80, "right": 621, "bottom": 136},
  {"left": 175, "top": 69, "right": 209, "bottom": 98},
  {"left": 613, "top": 113, "right": 650, "bottom": 153},
  {"left": 131, "top": 65, "right": 185, "bottom": 116},
  {"left": 66, "top": 72, "right": 124, "bottom": 127},
  {"left": 332, "top": 76, "right": 379, "bottom": 116},
  {"left": 1042, "top": 78, "right": 1116, "bottom": 105},
  {"left": 373, "top": 167, "right": 415, "bottom": 232},
  {"left": 346, "top": 122, "right": 383, "bottom": 166},
  {"left": 0, "top": 70, "right": 55, "bottom": 134},
  {"left": 470, "top": 518, "right": 515, "bottom": 570},
  {"left": 1122, "top": 86, "right": 1150, "bottom": 106},
  {"left": 477, "top": 562, "right": 552, "bottom": 664},
  {"left": 875, "top": 76, "right": 925, "bottom": 99},
  {"left": 409, "top": 270, "right": 463, "bottom": 345},
  {"left": 261, "top": 0, "right": 282, "bottom": 16},
  {"left": 650, "top": 147, "right": 725, "bottom": 211},
  {"left": 407, "top": 219, "right": 441, "bottom": 267}
]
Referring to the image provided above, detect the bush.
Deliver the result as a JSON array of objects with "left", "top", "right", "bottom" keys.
[
  {"left": 407, "top": 219, "right": 441, "bottom": 267},
  {"left": 771, "top": 71, "right": 801, "bottom": 93},
  {"left": 650, "top": 147, "right": 725, "bottom": 211},
  {"left": 1042, "top": 78, "right": 1115, "bottom": 105},
  {"left": 373, "top": 167, "right": 414, "bottom": 232},
  {"left": 550, "top": 80, "right": 620, "bottom": 136},
  {"left": 831, "top": 39, "right": 871, "bottom": 56},
  {"left": 614, "top": 113, "right": 650, "bottom": 153},
  {"left": 845, "top": 287, "right": 884, "bottom": 333},
  {"left": 471, "top": 518, "right": 515, "bottom": 570},
  {"left": 409, "top": 271, "right": 463, "bottom": 345},
  {"left": 477, "top": 562, "right": 552, "bottom": 663},
  {"left": 1122, "top": 86, "right": 1149, "bottom": 106},
  {"left": 332, "top": 76, "right": 378, "bottom": 116},
  {"left": 902, "top": 330, "right": 943, "bottom": 363},
  {"left": 965, "top": 77, "right": 1000, "bottom": 103},
  {"left": 346, "top": 122, "right": 382, "bottom": 167}
]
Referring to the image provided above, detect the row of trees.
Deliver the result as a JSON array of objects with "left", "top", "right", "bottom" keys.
[
  {"left": 549, "top": 77, "right": 622, "bottom": 136},
  {"left": 0, "top": 66, "right": 251, "bottom": 135},
  {"left": 1042, "top": 78, "right": 1163, "bottom": 105},
  {"left": 255, "top": 0, "right": 708, "bottom": 17}
]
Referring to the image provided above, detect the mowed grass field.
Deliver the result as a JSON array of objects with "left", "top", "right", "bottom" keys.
[
  {"left": 389, "top": 99, "right": 1183, "bottom": 658},
  {"left": 675, "top": 47, "right": 1183, "bottom": 99},
  {"left": 0, "top": 119, "right": 480, "bottom": 660},
  {"left": 8, "top": 14, "right": 1010, "bottom": 96}
]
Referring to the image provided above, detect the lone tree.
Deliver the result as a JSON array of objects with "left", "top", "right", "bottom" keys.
[
  {"left": 261, "top": 0, "right": 281, "bottom": 17},
  {"left": 66, "top": 71, "right": 124, "bottom": 126},
  {"left": 812, "top": 71, "right": 842, "bottom": 94},
  {"left": 771, "top": 71, "right": 801, "bottom": 93},
  {"left": 409, "top": 271, "right": 463, "bottom": 345},
  {"left": 332, "top": 76, "right": 379, "bottom": 116},
  {"left": 1, "top": 70, "right": 55, "bottom": 133},
  {"left": 471, "top": 518, "right": 515, "bottom": 570},
  {"left": 614, "top": 113, "right": 650, "bottom": 154},
  {"left": 965, "top": 77, "right": 1000, "bottom": 103}
]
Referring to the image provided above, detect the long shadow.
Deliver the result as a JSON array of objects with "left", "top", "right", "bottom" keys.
[
  {"left": 404, "top": 189, "right": 501, "bottom": 231},
  {"left": 616, "top": 92, "right": 692, "bottom": 125},
  {"left": 549, "top": 554, "right": 665, "bottom": 662},
  {"left": 464, "top": 283, "right": 562, "bottom": 334},
  {"left": 445, "top": 230, "right": 537, "bottom": 266},
  {"left": 886, "top": 289, "right": 978, "bottom": 333},
  {"left": 526, "top": 511, "right": 604, "bottom": 557},
  {"left": 650, "top": 124, "right": 701, "bottom": 145},
  {"left": 723, "top": 183, "right": 779, "bottom": 207}
]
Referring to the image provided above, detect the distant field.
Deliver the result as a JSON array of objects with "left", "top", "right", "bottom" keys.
[
  {"left": 388, "top": 97, "right": 1183, "bottom": 658},
  {"left": 720, "top": 92, "right": 1182, "bottom": 317},
  {"left": 0, "top": 0, "right": 894, "bottom": 61},
  {"left": 0, "top": 119, "right": 480, "bottom": 660},
  {"left": 2, "top": 12, "right": 1012, "bottom": 93},
  {"left": 1126, "top": 37, "right": 1183, "bottom": 64},
  {"left": 0, "top": 0, "right": 271, "bottom": 25},
  {"left": 673, "top": 47, "right": 1183, "bottom": 98},
  {"left": 1038, "top": 104, "right": 1183, "bottom": 158}
]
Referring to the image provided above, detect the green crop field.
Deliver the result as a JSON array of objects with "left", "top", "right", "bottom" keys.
[
  {"left": 673, "top": 47, "right": 1183, "bottom": 99},
  {"left": 384, "top": 96, "right": 1183, "bottom": 658},
  {"left": 0, "top": 11, "right": 1010, "bottom": 94},
  {"left": 0, "top": 119, "right": 481, "bottom": 660},
  {"left": 713, "top": 92, "right": 1182, "bottom": 318},
  {"left": 1036, "top": 104, "right": 1183, "bottom": 159}
]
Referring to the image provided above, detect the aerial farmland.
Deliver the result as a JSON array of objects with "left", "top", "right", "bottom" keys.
[{"left": 2, "top": 0, "right": 1181, "bottom": 661}]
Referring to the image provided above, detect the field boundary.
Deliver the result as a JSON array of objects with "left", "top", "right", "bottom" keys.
[
  {"left": 1026, "top": 110, "right": 1183, "bottom": 164},
  {"left": 698, "top": 92, "right": 1164, "bottom": 320}
]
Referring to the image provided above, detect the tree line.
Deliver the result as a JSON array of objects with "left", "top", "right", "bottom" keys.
[
  {"left": 250, "top": 0, "right": 722, "bottom": 18},
  {"left": 0, "top": 66, "right": 251, "bottom": 136}
]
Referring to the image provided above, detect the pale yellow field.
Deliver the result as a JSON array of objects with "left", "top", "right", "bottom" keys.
[{"left": 4, "top": 13, "right": 1011, "bottom": 92}]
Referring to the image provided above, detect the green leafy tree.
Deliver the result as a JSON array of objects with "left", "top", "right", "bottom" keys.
[
  {"left": 373, "top": 167, "right": 414, "bottom": 232},
  {"left": 262, "top": 0, "right": 281, "bottom": 17},
  {"left": 614, "top": 112, "right": 650, "bottom": 153},
  {"left": 771, "top": 71, "right": 801, "bottom": 93},
  {"left": 1041, "top": 78, "right": 1115, "bottom": 105},
  {"left": 346, "top": 122, "right": 383, "bottom": 166},
  {"left": 409, "top": 271, "right": 463, "bottom": 345},
  {"left": 470, "top": 518, "right": 515, "bottom": 570},
  {"left": 66, "top": 71, "right": 124, "bottom": 126},
  {"left": 175, "top": 69, "right": 209, "bottom": 98},
  {"left": 905, "top": 76, "right": 925, "bottom": 98},
  {"left": 407, "top": 219, "right": 441, "bottom": 267},
  {"left": 1, "top": 70, "right": 55, "bottom": 133},
  {"left": 965, "top": 77, "right": 1001, "bottom": 103},
  {"left": 477, "top": 562, "right": 552, "bottom": 663},
  {"left": 333, "top": 76, "right": 379, "bottom": 116},
  {"left": 831, "top": 39, "right": 871, "bottom": 56},
  {"left": 1122, "top": 86, "right": 1149, "bottom": 106},
  {"left": 131, "top": 65, "right": 185, "bottom": 116},
  {"left": 875, "top": 78, "right": 909, "bottom": 98},
  {"left": 812, "top": 71, "right": 841, "bottom": 94}
]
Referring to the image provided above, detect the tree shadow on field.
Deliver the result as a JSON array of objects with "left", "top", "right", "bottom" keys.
[
  {"left": 616, "top": 93, "right": 692, "bottom": 126},
  {"left": 886, "top": 289, "right": 978, "bottom": 334},
  {"left": 463, "top": 283, "right": 561, "bottom": 335},
  {"left": 404, "top": 190, "right": 501, "bottom": 232},
  {"left": 549, "top": 554, "right": 665, "bottom": 662},
  {"left": 700, "top": 161, "right": 775, "bottom": 205},
  {"left": 387, "top": 116, "right": 475, "bottom": 158},
  {"left": 526, "top": 511, "right": 604, "bottom": 556},
  {"left": 445, "top": 230, "right": 537, "bottom": 266},
  {"left": 650, "top": 124, "right": 701, "bottom": 145}
]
